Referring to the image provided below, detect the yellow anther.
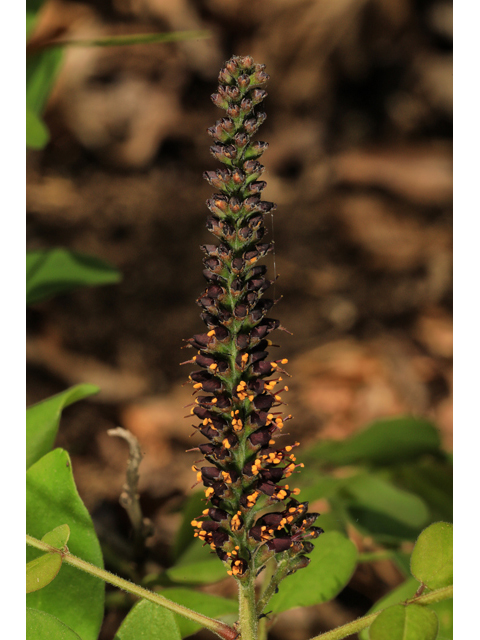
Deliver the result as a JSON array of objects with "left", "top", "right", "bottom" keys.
[
  {"left": 209, "top": 363, "right": 218, "bottom": 370},
  {"left": 194, "top": 383, "right": 202, "bottom": 389},
  {"left": 205, "top": 487, "right": 214, "bottom": 497},
  {"left": 202, "top": 509, "right": 209, "bottom": 515},
  {"left": 281, "top": 359, "right": 288, "bottom": 364},
  {"left": 207, "top": 330, "right": 215, "bottom": 337},
  {"left": 222, "top": 438, "right": 231, "bottom": 449},
  {"left": 293, "top": 488, "right": 301, "bottom": 495},
  {"left": 284, "top": 386, "right": 289, "bottom": 391},
  {"left": 211, "top": 397, "right": 217, "bottom": 404},
  {"left": 285, "top": 446, "right": 292, "bottom": 452}
]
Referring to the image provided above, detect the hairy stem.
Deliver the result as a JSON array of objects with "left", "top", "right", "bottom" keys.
[
  {"left": 238, "top": 574, "right": 258, "bottom": 640},
  {"left": 255, "top": 558, "right": 289, "bottom": 616},
  {"left": 26, "top": 534, "right": 237, "bottom": 640},
  {"left": 307, "top": 585, "right": 453, "bottom": 640}
]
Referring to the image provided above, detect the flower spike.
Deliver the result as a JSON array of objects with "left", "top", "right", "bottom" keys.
[{"left": 186, "top": 55, "right": 322, "bottom": 584}]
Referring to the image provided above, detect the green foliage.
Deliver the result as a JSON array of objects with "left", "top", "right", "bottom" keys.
[
  {"left": 429, "top": 599, "right": 453, "bottom": 638},
  {"left": 26, "top": 0, "right": 45, "bottom": 38},
  {"left": 369, "top": 604, "right": 438, "bottom": 640},
  {"left": 340, "top": 474, "right": 429, "bottom": 543},
  {"left": 410, "top": 522, "right": 453, "bottom": 590},
  {"left": 26, "top": 248, "right": 121, "bottom": 305},
  {"left": 160, "top": 589, "right": 238, "bottom": 638},
  {"left": 269, "top": 532, "right": 357, "bottom": 613},
  {"left": 392, "top": 460, "right": 453, "bottom": 522},
  {"left": 114, "top": 600, "right": 181, "bottom": 640},
  {"left": 27, "top": 552, "right": 63, "bottom": 594},
  {"left": 26, "top": 384, "right": 99, "bottom": 469},
  {"left": 26, "top": 450, "right": 105, "bottom": 640},
  {"left": 304, "top": 416, "right": 441, "bottom": 467},
  {"left": 26, "top": 48, "right": 63, "bottom": 148},
  {"left": 172, "top": 492, "right": 206, "bottom": 561},
  {"left": 166, "top": 540, "right": 229, "bottom": 585},
  {"left": 42, "top": 524, "right": 71, "bottom": 550},
  {"left": 27, "top": 608, "right": 82, "bottom": 640},
  {"left": 26, "top": 105, "right": 50, "bottom": 148},
  {"left": 295, "top": 416, "right": 452, "bottom": 549}
]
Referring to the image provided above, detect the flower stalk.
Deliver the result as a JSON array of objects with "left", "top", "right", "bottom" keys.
[{"left": 184, "top": 54, "right": 323, "bottom": 638}]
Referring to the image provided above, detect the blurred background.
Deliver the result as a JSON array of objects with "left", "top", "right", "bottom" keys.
[{"left": 26, "top": 0, "right": 452, "bottom": 638}]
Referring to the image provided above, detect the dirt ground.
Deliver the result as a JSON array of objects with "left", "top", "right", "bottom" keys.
[{"left": 26, "top": 1, "right": 452, "bottom": 638}]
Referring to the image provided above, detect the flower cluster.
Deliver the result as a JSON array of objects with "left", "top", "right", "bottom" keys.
[{"left": 185, "top": 55, "right": 323, "bottom": 582}]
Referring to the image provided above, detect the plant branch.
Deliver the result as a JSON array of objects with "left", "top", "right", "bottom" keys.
[
  {"left": 257, "top": 561, "right": 277, "bottom": 640},
  {"left": 26, "top": 534, "right": 237, "bottom": 640},
  {"left": 256, "top": 558, "right": 289, "bottom": 616},
  {"left": 306, "top": 585, "right": 453, "bottom": 640},
  {"left": 108, "top": 427, "right": 153, "bottom": 552}
]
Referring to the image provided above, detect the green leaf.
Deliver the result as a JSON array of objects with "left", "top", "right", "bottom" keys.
[
  {"left": 26, "top": 248, "right": 121, "bottom": 305},
  {"left": 114, "top": 600, "right": 181, "bottom": 640},
  {"left": 369, "top": 604, "right": 438, "bottom": 640},
  {"left": 294, "top": 469, "right": 343, "bottom": 503},
  {"left": 42, "top": 524, "right": 71, "bottom": 549},
  {"left": 26, "top": 0, "right": 45, "bottom": 39},
  {"left": 429, "top": 598, "right": 453, "bottom": 639},
  {"left": 173, "top": 492, "right": 206, "bottom": 561},
  {"left": 306, "top": 417, "right": 441, "bottom": 467},
  {"left": 410, "top": 522, "right": 453, "bottom": 590},
  {"left": 26, "top": 384, "right": 99, "bottom": 469},
  {"left": 392, "top": 551, "right": 412, "bottom": 577},
  {"left": 27, "top": 608, "right": 82, "bottom": 640},
  {"left": 269, "top": 531, "right": 357, "bottom": 613},
  {"left": 166, "top": 554, "right": 228, "bottom": 586},
  {"left": 26, "top": 449, "right": 105, "bottom": 640},
  {"left": 26, "top": 553, "right": 63, "bottom": 594},
  {"left": 26, "top": 105, "right": 49, "bottom": 149},
  {"left": 26, "top": 48, "right": 63, "bottom": 115},
  {"left": 359, "top": 577, "right": 419, "bottom": 640},
  {"left": 341, "top": 474, "right": 429, "bottom": 543},
  {"left": 160, "top": 588, "right": 238, "bottom": 638},
  {"left": 393, "top": 460, "right": 453, "bottom": 523}
]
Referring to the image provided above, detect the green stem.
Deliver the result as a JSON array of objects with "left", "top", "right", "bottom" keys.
[
  {"left": 307, "top": 585, "right": 453, "bottom": 640},
  {"left": 256, "top": 558, "right": 289, "bottom": 616},
  {"left": 26, "top": 534, "right": 236, "bottom": 640},
  {"left": 257, "top": 561, "right": 276, "bottom": 640},
  {"left": 238, "top": 573, "right": 258, "bottom": 640}
]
